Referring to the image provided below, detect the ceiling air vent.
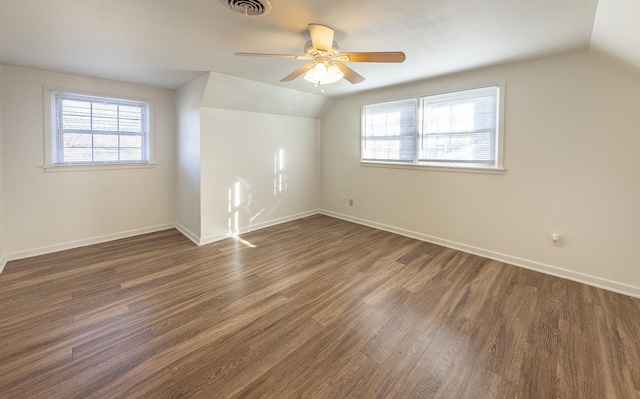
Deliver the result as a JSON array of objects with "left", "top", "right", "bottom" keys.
[{"left": 219, "top": 0, "right": 272, "bottom": 16}]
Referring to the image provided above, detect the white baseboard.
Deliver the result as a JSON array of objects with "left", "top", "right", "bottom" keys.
[
  {"left": 321, "top": 210, "right": 640, "bottom": 299},
  {"left": 1, "top": 210, "right": 322, "bottom": 272},
  {"left": 7, "top": 210, "right": 634, "bottom": 299},
  {"left": 199, "top": 209, "right": 321, "bottom": 246},
  {"left": 4, "top": 223, "right": 176, "bottom": 265},
  {"left": 174, "top": 222, "right": 201, "bottom": 246}
]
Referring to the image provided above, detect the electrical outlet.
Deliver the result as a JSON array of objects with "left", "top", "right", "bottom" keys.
[
  {"left": 349, "top": 199, "right": 353, "bottom": 206},
  {"left": 550, "top": 233, "right": 563, "bottom": 247}
]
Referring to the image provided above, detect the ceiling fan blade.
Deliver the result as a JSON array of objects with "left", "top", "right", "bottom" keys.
[
  {"left": 336, "top": 52, "right": 406, "bottom": 63},
  {"left": 308, "top": 24, "right": 334, "bottom": 53},
  {"left": 235, "top": 52, "right": 313, "bottom": 60},
  {"left": 280, "top": 63, "right": 313, "bottom": 82},
  {"left": 334, "top": 62, "right": 365, "bottom": 84}
]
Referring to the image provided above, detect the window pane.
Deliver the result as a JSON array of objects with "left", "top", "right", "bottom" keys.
[
  {"left": 119, "top": 105, "right": 143, "bottom": 132},
  {"left": 92, "top": 117, "right": 118, "bottom": 132},
  {"left": 120, "top": 147, "right": 142, "bottom": 161},
  {"left": 425, "top": 102, "right": 476, "bottom": 133},
  {"left": 421, "top": 86, "right": 498, "bottom": 164},
  {"left": 63, "top": 114, "right": 91, "bottom": 130},
  {"left": 119, "top": 118, "right": 142, "bottom": 133},
  {"left": 424, "top": 132, "right": 494, "bottom": 161},
  {"left": 63, "top": 133, "right": 92, "bottom": 147},
  {"left": 64, "top": 148, "right": 92, "bottom": 162},
  {"left": 362, "top": 99, "right": 416, "bottom": 162},
  {"left": 52, "top": 91, "right": 149, "bottom": 165},
  {"left": 94, "top": 148, "right": 119, "bottom": 162},
  {"left": 120, "top": 135, "right": 142, "bottom": 147},
  {"left": 92, "top": 102, "right": 117, "bottom": 118},
  {"left": 119, "top": 105, "right": 141, "bottom": 119},
  {"left": 62, "top": 99, "right": 90, "bottom": 116},
  {"left": 93, "top": 134, "right": 118, "bottom": 148}
]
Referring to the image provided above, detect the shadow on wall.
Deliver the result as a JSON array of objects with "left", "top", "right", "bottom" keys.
[{"left": 227, "top": 148, "right": 288, "bottom": 237}]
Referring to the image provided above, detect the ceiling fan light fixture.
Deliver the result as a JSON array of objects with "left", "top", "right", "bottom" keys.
[{"left": 303, "top": 62, "right": 344, "bottom": 85}]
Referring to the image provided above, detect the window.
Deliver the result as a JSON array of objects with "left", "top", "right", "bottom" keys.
[
  {"left": 47, "top": 90, "right": 151, "bottom": 166},
  {"left": 361, "top": 99, "right": 417, "bottom": 163},
  {"left": 362, "top": 85, "right": 503, "bottom": 172}
]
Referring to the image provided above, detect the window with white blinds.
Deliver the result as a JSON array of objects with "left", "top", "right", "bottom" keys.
[
  {"left": 50, "top": 91, "right": 150, "bottom": 165},
  {"left": 361, "top": 85, "right": 503, "bottom": 171},
  {"left": 421, "top": 86, "right": 497, "bottom": 164},
  {"left": 362, "top": 99, "right": 417, "bottom": 163}
]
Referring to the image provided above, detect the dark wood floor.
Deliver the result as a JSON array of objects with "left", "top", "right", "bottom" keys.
[{"left": 1, "top": 215, "right": 639, "bottom": 398}]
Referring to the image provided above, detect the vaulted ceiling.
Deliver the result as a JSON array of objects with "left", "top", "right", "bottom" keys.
[{"left": 0, "top": 0, "right": 635, "bottom": 97}]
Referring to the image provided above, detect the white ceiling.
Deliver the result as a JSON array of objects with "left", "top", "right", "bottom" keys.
[{"left": 0, "top": 0, "right": 634, "bottom": 97}]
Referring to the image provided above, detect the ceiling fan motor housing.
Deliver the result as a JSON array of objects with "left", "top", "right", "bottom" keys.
[{"left": 304, "top": 40, "right": 340, "bottom": 58}]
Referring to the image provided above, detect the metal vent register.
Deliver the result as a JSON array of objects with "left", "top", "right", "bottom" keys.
[{"left": 219, "top": 0, "right": 272, "bottom": 16}]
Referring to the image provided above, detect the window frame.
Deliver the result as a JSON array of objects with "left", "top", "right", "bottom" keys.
[
  {"left": 43, "top": 87, "right": 155, "bottom": 172},
  {"left": 361, "top": 83, "right": 505, "bottom": 174}
]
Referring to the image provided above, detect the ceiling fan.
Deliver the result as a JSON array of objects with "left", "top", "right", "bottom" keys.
[{"left": 235, "top": 24, "right": 406, "bottom": 85}]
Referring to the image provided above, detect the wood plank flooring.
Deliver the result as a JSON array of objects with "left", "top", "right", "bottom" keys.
[{"left": 0, "top": 214, "right": 639, "bottom": 398}]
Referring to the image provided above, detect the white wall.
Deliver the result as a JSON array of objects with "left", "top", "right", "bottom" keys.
[
  {"left": 320, "top": 50, "right": 640, "bottom": 296},
  {"left": 1, "top": 65, "right": 176, "bottom": 258},
  {"left": 176, "top": 72, "right": 327, "bottom": 245},
  {"left": 175, "top": 73, "right": 208, "bottom": 242},
  {"left": 200, "top": 108, "right": 321, "bottom": 243},
  {"left": 0, "top": 64, "right": 5, "bottom": 271},
  {"left": 196, "top": 73, "right": 326, "bottom": 244}
]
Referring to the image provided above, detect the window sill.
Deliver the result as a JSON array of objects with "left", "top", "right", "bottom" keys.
[
  {"left": 42, "top": 162, "right": 156, "bottom": 173},
  {"left": 360, "top": 161, "right": 505, "bottom": 175}
]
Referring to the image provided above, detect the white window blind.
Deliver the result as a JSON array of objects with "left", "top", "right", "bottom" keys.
[
  {"left": 420, "top": 86, "right": 498, "bottom": 165},
  {"left": 360, "top": 85, "right": 503, "bottom": 171},
  {"left": 51, "top": 91, "right": 149, "bottom": 165},
  {"left": 362, "top": 98, "right": 417, "bottom": 163}
]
